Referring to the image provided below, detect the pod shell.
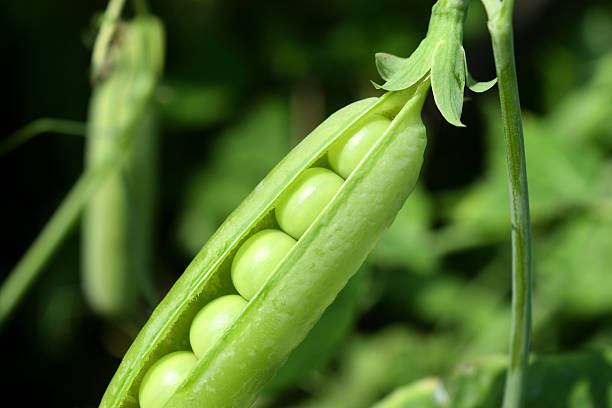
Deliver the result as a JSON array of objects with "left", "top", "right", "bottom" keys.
[
  {"left": 83, "top": 81, "right": 135, "bottom": 317},
  {"left": 168, "top": 85, "right": 428, "bottom": 408},
  {"left": 100, "top": 83, "right": 428, "bottom": 408},
  {"left": 83, "top": 16, "right": 164, "bottom": 318}
]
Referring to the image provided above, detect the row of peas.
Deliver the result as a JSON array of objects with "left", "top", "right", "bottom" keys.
[{"left": 138, "top": 114, "right": 392, "bottom": 408}]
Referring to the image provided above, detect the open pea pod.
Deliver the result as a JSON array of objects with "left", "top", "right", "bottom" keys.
[{"left": 100, "top": 79, "right": 430, "bottom": 408}]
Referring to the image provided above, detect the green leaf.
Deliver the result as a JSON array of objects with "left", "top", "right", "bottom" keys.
[
  {"left": 375, "top": 0, "right": 480, "bottom": 128},
  {"left": 177, "top": 98, "right": 290, "bottom": 254},
  {"left": 375, "top": 37, "right": 436, "bottom": 91},
  {"left": 466, "top": 74, "right": 497, "bottom": 93},
  {"left": 370, "top": 185, "right": 439, "bottom": 273},
  {"left": 449, "top": 351, "right": 612, "bottom": 407},
  {"left": 446, "top": 103, "right": 604, "bottom": 238},
  {"left": 539, "top": 215, "right": 612, "bottom": 317},
  {"left": 462, "top": 47, "right": 497, "bottom": 93},
  {"left": 375, "top": 52, "right": 409, "bottom": 82},
  {"left": 546, "top": 52, "right": 612, "bottom": 148},
  {"left": 379, "top": 350, "right": 612, "bottom": 407},
  {"left": 158, "top": 81, "right": 235, "bottom": 128},
  {"left": 285, "top": 328, "right": 456, "bottom": 408},
  {"left": 371, "top": 378, "right": 449, "bottom": 408},
  {"left": 431, "top": 40, "right": 466, "bottom": 127}
]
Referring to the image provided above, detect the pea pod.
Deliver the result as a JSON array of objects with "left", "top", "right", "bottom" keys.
[
  {"left": 100, "top": 79, "right": 430, "bottom": 408},
  {"left": 83, "top": 16, "right": 164, "bottom": 318}
]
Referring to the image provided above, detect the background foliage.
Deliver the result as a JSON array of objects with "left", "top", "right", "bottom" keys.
[{"left": 1, "top": 0, "right": 612, "bottom": 406}]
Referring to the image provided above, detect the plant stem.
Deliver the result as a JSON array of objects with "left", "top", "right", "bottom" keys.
[
  {"left": 0, "top": 159, "right": 114, "bottom": 330},
  {"left": 0, "top": 118, "right": 86, "bottom": 157},
  {"left": 485, "top": 1, "right": 532, "bottom": 407},
  {"left": 91, "top": 0, "right": 126, "bottom": 82}
]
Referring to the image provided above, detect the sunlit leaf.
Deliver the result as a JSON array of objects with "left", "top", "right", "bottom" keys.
[
  {"left": 370, "top": 186, "right": 438, "bottom": 273},
  {"left": 375, "top": 37, "right": 435, "bottom": 91},
  {"left": 431, "top": 40, "right": 465, "bottom": 127},
  {"left": 372, "top": 378, "right": 449, "bottom": 408}
]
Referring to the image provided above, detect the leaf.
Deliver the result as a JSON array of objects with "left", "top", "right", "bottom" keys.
[
  {"left": 286, "top": 328, "right": 456, "bottom": 408},
  {"left": 462, "top": 47, "right": 497, "bottom": 93},
  {"left": 465, "top": 74, "right": 497, "bottom": 94},
  {"left": 376, "top": 37, "right": 436, "bottom": 91},
  {"left": 158, "top": 81, "right": 235, "bottom": 128},
  {"left": 431, "top": 40, "right": 466, "bottom": 127},
  {"left": 371, "top": 378, "right": 449, "bottom": 408},
  {"left": 449, "top": 351, "right": 612, "bottom": 408},
  {"left": 446, "top": 103, "right": 604, "bottom": 236},
  {"left": 379, "top": 350, "right": 612, "bottom": 407},
  {"left": 538, "top": 215, "right": 612, "bottom": 317},
  {"left": 375, "top": 52, "right": 411, "bottom": 82},
  {"left": 546, "top": 52, "right": 612, "bottom": 148},
  {"left": 177, "top": 98, "right": 290, "bottom": 254},
  {"left": 370, "top": 185, "right": 439, "bottom": 273}
]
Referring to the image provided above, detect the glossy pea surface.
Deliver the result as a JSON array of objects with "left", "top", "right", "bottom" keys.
[
  {"left": 189, "top": 294, "right": 247, "bottom": 358},
  {"left": 100, "top": 87, "right": 430, "bottom": 408},
  {"left": 231, "top": 229, "right": 296, "bottom": 300},
  {"left": 138, "top": 351, "right": 197, "bottom": 408},
  {"left": 328, "top": 115, "right": 391, "bottom": 178},
  {"left": 275, "top": 167, "right": 344, "bottom": 239}
]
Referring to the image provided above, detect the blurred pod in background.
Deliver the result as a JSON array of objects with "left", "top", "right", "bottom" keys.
[{"left": 82, "top": 16, "right": 165, "bottom": 319}]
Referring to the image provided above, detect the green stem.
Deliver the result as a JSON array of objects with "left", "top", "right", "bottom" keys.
[
  {"left": 90, "top": 0, "right": 126, "bottom": 82},
  {"left": 0, "top": 118, "right": 86, "bottom": 157},
  {"left": 0, "top": 159, "right": 114, "bottom": 330},
  {"left": 486, "top": 2, "right": 532, "bottom": 407}
]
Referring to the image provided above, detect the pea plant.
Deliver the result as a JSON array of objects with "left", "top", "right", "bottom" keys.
[
  {"left": 4, "top": 0, "right": 612, "bottom": 407},
  {"left": 83, "top": 13, "right": 164, "bottom": 319},
  {"left": 0, "top": 2, "right": 164, "bottom": 327},
  {"left": 100, "top": 0, "right": 526, "bottom": 407}
]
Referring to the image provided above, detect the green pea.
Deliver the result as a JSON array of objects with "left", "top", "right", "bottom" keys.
[
  {"left": 189, "top": 294, "right": 247, "bottom": 358},
  {"left": 100, "top": 83, "right": 430, "bottom": 408},
  {"left": 231, "top": 229, "right": 296, "bottom": 300},
  {"left": 138, "top": 351, "right": 197, "bottom": 408},
  {"left": 275, "top": 167, "right": 345, "bottom": 239},
  {"left": 328, "top": 114, "right": 391, "bottom": 179}
]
